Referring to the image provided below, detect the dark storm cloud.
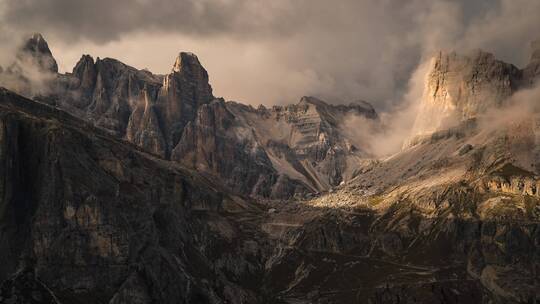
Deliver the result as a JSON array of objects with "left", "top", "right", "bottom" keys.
[
  {"left": 1, "top": 0, "right": 539, "bottom": 107},
  {"left": 0, "top": 0, "right": 301, "bottom": 42}
]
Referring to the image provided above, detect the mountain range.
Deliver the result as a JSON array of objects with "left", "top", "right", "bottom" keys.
[{"left": 0, "top": 33, "right": 538, "bottom": 303}]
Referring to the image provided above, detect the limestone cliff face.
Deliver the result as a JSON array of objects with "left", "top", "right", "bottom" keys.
[
  {"left": 51, "top": 46, "right": 376, "bottom": 198},
  {"left": 1, "top": 34, "right": 379, "bottom": 199},
  {"left": 156, "top": 52, "right": 214, "bottom": 154},
  {"left": 172, "top": 99, "right": 309, "bottom": 199},
  {"left": 268, "top": 96, "right": 377, "bottom": 186},
  {"left": 49, "top": 51, "right": 212, "bottom": 158},
  {"left": 70, "top": 54, "right": 97, "bottom": 104},
  {"left": 171, "top": 96, "right": 379, "bottom": 198},
  {"left": 53, "top": 56, "right": 163, "bottom": 138},
  {"left": 412, "top": 50, "right": 521, "bottom": 137},
  {"left": 411, "top": 43, "right": 540, "bottom": 142},
  {"left": 126, "top": 86, "right": 167, "bottom": 156}
]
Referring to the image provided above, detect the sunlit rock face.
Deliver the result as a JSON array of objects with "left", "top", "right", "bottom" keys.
[
  {"left": 412, "top": 50, "right": 521, "bottom": 137},
  {"left": 411, "top": 43, "right": 540, "bottom": 142}
]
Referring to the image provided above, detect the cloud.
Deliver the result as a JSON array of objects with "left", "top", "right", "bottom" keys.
[
  {"left": 459, "top": 0, "right": 540, "bottom": 64},
  {"left": 341, "top": 60, "right": 431, "bottom": 157},
  {"left": 0, "top": 0, "right": 300, "bottom": 43},
  {"left": 0, "top": 51, "right": 58, "bottom": 98},
  {"left": 0, "top": 0, "right": 538, "bottom": 109},
  {"left": 478, "top": 82, "right": 540, "bottom": 134}
]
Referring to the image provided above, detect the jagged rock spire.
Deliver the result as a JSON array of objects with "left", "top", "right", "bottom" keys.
[
  {"left": 158, "top": 51, "right": 214, "bottom": 150},
  {"left": 72, "top": 55, "right": 96, "bottom": 95},
  {"left": 18, "top": 33, "right": 58, "bottom": 73},
  {"left": 172, "top": 52, "right": 201, "bottom": 72}
]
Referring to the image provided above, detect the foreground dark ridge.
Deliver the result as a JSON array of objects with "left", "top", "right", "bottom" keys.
[
  {"left": 0, "top": 87, "right": 268, "bottom": 303},
  {"left": 0, "top": 87, "right": 538, "bottom": 303}
]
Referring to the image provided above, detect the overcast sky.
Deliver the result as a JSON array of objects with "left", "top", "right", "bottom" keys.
[{"left": 0, "top": 0, "right": 539, "bottom": 108}]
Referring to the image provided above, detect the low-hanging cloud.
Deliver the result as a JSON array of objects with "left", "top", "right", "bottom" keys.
[
  {"left": 479, "top": 82, "right": 540, "bottom": 134},
  {"left": 0, "top": 0, "right": 539, "bottom": 109},
  {"left": 341, "top": 60, "right": 431, "bottom": 158},
  {"left": 0, "top": 53, "right": 58, "bottom": 98}
]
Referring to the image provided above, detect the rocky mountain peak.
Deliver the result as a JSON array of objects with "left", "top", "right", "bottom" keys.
[
  {"left": 158, "top": 52, "right": 214, "bottom": 149},
  {"left": 18, "top": 33, "right": 58, "bottom": 73},
  {"left": 71, "top": 54, "right": 96, "bottom": 92},
  {"left": 73, "top": 54, "right": 95, "bottom": 73},
  {"left": 22, "top": 33, "right": 52, "bottom": 56},
  {"left": 411, "top": 49, "right": 521, "bottom": 137},
  {"left": 164, "top": 52, "right": 212, "bottom": 97},
  {"left": 0, "top": 33, "right": 59, "bottom": 97},
  {"left": 172, "top": 52, "right": 203, "bottom": 73}
]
